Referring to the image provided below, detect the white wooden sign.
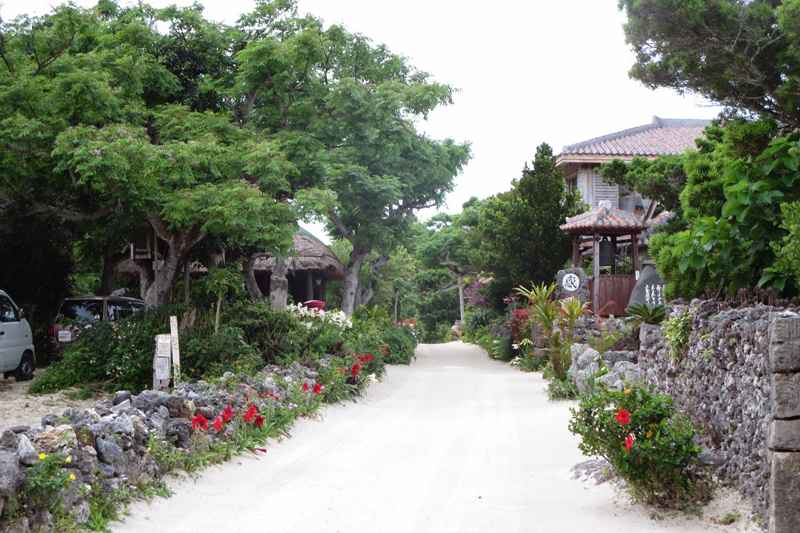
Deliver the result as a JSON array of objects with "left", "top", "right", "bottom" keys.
[{"left": 170, "top": 316, "right": 181, "bottom": 384}]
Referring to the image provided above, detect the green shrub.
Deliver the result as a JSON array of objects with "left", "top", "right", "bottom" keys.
[
  {"left": 380, "top": 325, "right": 416, "bottom": 365},
  {"left": 627, "top": 302, "right": 667, "bottom": 325},
  {"left": 546, "top": 376, "right": 579, "bottom": 400},
  {"left": 512, "top": 353, "right": 547, "bottom": 372},
  {"left": 31, "top": 306, "right": 182, "bottom": 394},
  {"left": 463, "top": 308, "right": 500, "bottom": 334},
  {"left": 568, "top": 385, "right": 706, "bottom": 508},
  {"left": 663, "top": 306, "right": 696, "bottom": 359},
  {"left": 492, "top": 335, "right": 515, "bottom": 362}
]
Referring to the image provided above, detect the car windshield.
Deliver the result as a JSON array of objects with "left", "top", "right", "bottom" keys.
[
  {"left": 59, "top": 301, "right": 103, "bottom": 324},
  {"left": 107, "top": 300, "right": 144, "bottom": 321}
]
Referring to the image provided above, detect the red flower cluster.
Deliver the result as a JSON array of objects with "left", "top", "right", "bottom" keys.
[
  {"left": 351, "top": 362, "right": 361, "bottom": 378},
  {"left": 615, "top": 408, "right": 630, "bottom": 425},
  {"left": 243, "top": 403, "right": 258, "bottom": 423},
  {"left": 382, "top": 346, "right": 388, "bottom": 356},
  {"left": 312, "top": 383, "right": 322, "bottom": 394},
  {"left": 302, "top": 381, "right": 309, "bottom": 392},
  {"left": 192, "top": 414, "right": 208, "bottom": 430}
]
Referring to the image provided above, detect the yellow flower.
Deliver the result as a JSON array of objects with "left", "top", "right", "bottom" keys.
[
  {"left": 646, "top": 430, "right": 653, "bottom": 438},
  {"left": 624, "top": 388, "right": 632, "bottom": 394},
  {"left": 65, "top": 457, "right": 72, "bottom": 463},
  {"left": 38, "top": 453, "right": 46, "bottom": 460},
  {"left": 69, "top": 473, "right": 76, "bottom": 481}
]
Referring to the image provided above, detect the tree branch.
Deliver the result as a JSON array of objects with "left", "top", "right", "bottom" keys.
[{"left": 393, "top": 118, "right": 425, "bottom": 140}]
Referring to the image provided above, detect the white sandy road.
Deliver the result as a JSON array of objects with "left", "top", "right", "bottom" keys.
[{"left": 112, "top": 342, "right": 751, "bottom": 533}]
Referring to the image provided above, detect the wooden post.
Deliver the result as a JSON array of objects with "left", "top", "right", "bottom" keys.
[
  {"left": 631, "top": 232, "right": 640, "bottom": 277},
  {"left": 170, "top": 316, "right": 180, "bottom": 384},
  {"left": 183, "top": 259, "right": 190, "bottom": 305},
  {"left": 153, "top": 229, "right": 158, "bottom": 307},
  {"left": 611, "top": 235, "right": 618, "bottom": 275},
  {"left": 593, "top": 231, "right": 600, "bottom": 314},
  {"left": 573, "top": 234, "right": 580, "bottom": 267},
  {"left": 306, "top": 272, "right": 313, "bottom": 303}
]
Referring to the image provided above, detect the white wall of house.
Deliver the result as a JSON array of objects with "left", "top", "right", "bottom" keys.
[{"left": 575, "top": 166, "right": 618, "bottom": 209}]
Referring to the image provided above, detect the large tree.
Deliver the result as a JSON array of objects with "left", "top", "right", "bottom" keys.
[
  {"left": 619, "top": 0, "right": 800, "bottom": 128},
  {"left": 469, "top": 144, "right": 584, "bottom": 301},
  {"left": 1, "top": 1, "right": 469, "bottom": 311},
  {"left": 414, "top": 198, "right": 483, "bottom": 320}
]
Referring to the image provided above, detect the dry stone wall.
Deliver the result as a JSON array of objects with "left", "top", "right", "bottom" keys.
[{"left": 637, "top": 299, "right": 800, "bottom": 531}]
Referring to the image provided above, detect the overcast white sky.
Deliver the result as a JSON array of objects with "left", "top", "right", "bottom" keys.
[{"left": 1, "top": 0, "right": 723, "bottom": 237}]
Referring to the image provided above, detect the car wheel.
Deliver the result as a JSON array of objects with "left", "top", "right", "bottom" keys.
[{"left": 14, "top": 352, "right": 34, "bottom": 382}]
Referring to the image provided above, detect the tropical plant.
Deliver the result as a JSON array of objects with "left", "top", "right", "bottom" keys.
[
  {"left": 626, "top": 302, "right": 667, "bottom": 325},
  {"left": 569, "top": 385, "right": 706, "bottom": 508}
]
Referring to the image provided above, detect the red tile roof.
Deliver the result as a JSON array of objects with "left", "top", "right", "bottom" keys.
[
  {"left": 561, "top": 200, "right": 649, "bottom": 234},
  {"left": 560, "top": 116, "right": 710, "bottom": 157}
]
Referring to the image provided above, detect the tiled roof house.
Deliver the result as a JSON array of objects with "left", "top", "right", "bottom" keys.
[{"left": 555, "top": 116, "right": 710, "bottom": 213}]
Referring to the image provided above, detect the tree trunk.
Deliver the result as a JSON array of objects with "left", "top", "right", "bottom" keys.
[
  {"left": 458, "top": 274, "right": 465, "bottom": 322},
  {"left": 243, "top": 253, "right": 266, "bottom": 302},
  {"left": 341, "top": 246, "right": 368, "bottom": 315},
  {"left": 99, "top": 235, "right": 125, "bottom": 296},
  {"left": 360, "top": 252, "right": 390, "bottom": 307},
  {"left": 139, "top": 219, "right": 208, "bottom": 307},
  {"left": 394, "top": 287, "right": 399, "bottom": 325},
  {"left": 269, "top": 257, "right": 289, "bottom": 311}
]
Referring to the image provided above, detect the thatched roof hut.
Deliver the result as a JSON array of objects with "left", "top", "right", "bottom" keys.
[
  {"left": 115, "top": 227, "right": 344, "bottom": 305},
  {"left": 254, "top": 229, "right": 344, "bottom": 280}
]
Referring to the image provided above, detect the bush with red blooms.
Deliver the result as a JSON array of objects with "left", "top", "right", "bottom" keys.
[{"left": 568, "top": 384, "right": 706, "bottom": 508}]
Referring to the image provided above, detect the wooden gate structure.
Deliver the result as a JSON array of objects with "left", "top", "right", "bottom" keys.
[{"left": 560, "top": 200, "right": 648, "bottom": 315}]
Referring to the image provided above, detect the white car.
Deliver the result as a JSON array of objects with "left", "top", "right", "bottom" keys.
[{"left": 0, "top": 290, "right": 35, "bottom": 381}]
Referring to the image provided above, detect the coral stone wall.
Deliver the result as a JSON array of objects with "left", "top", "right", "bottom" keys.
[{"left": 638, "top": 300, "right": 781, "bottom": 523}]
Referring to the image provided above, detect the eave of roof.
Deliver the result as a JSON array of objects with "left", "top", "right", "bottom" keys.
[{"left": 557, "top": 116, "right": 711, "bottom": 162}]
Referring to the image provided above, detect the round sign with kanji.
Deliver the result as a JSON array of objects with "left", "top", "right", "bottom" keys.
[{"left": 562, "top": 273, "right": 580, "bottom": 292}]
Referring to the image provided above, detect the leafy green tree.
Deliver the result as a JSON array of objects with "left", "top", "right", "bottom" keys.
[
  {"left": 671, "top": 134, "right": 800, "bottom": 294},
  {"left": 770, "top": 202, "right": 800, "bottom": 291},
  {"left": 469, "top": 144, "right": 584, "bottom": 304},
  {"left": 414, "top": 198, "right": 483, "bottom": 320},
  {"left": 1, "top": 1, "right": 469, "bottom": 312},
  {"left": 619, "top": 0, "right": 800, "bottom": 128},
  {"left": 601, "top": 155, "right": 689, "bottom": 215}
]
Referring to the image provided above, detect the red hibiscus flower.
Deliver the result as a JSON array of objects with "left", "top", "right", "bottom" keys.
[
  {"left": 312, "top": 383, "right": 322, "bottom": 394},
  {"left": 192, "top": 414, "right": 208, "bottom": 430},
  {"left": 615, "top": 408, "right": 630, "bottom": 425},
  {"left": 221, "top": 404, "right": 234, "bottom": 423},
  {"left": 302, "top": 381, "right": 309, "bottom": 391},
  {"left": 211, "top": 416, "right": 223, "bottom": 432},
  {"left": 351, "top": 362, "right": 361, "bottom": 377},
  {"left": 254, "top": 415, "right": 265, "bottom": 428},
  {"left": 625, "top": 435, "right": 634, "bottom": 452},
  {"left": 243, "top": 403, "right": 258, "bottom": 423}
]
